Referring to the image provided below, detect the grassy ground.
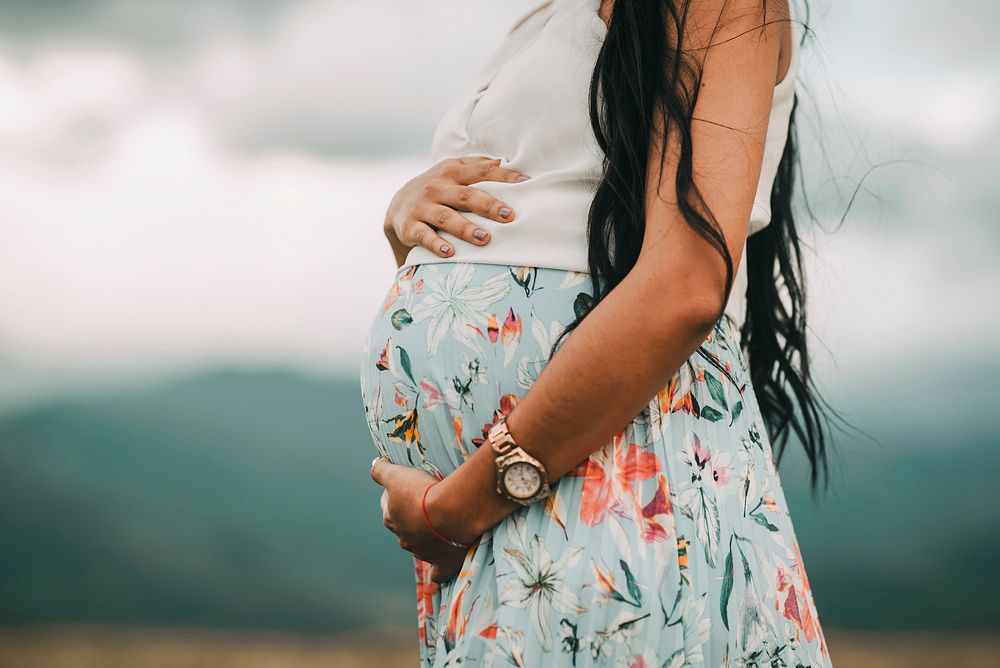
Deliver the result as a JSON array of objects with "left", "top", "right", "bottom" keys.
[{"left": 0, "top": 625, "right": 998, "bottom": 667}]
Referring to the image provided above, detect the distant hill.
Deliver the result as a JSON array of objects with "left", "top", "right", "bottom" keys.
[
  {"left": 0, "top": 367, "right": 997, "bottom": 633},
  {"left": 0, "top": 370, "right": 415, "bottom": 632}
]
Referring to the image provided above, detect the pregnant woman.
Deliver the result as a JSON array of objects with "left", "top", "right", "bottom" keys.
[{"left": 362, "top": 0, "right": 836, "bottom": 665}]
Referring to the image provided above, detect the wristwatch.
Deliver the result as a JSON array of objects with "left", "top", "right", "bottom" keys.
[{"left": 487, "top": 415, "right": 551, "bottom": 506}]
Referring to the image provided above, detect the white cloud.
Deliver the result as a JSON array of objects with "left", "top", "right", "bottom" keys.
[
  {"left": 180, "top": 0, "right": 532, "bottom": 155},
  {"left": 0, "top": 48, "right": 144, "bottom": 156},
  {"left": 0, "top": 85, "right": 426, "bottom": 394},
  {"left": 0, "top": 0, "right": 997, "bottom": 409}
]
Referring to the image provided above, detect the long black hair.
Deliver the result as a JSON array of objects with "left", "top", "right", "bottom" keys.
[{"left": 550, "top": 0, "right": 847, "bottom": 490}]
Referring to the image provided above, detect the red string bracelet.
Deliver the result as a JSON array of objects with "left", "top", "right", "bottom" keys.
[{"left": 421, "top": 481, "right": 474, "bottom": 549}]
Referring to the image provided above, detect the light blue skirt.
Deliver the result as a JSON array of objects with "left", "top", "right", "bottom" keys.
[{"left": 359, "top": 261, "right": 832, "bottom": 667}]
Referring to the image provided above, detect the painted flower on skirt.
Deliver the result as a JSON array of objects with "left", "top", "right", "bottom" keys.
[
  {"left": 381, "top": 264, "right": 422, "bottom": 313},
  {"left": 678, "top": 430, "right": 741, "bottom": 567},
  {"left": 586, "top": 610, "right": 651, "bottom": 664},
  {"left": 672, "top": 593, "right": 712, "bottom": 667},
  {"left": 471, "top": 393, "right": 521, "bottom": 449},
  {"left": 444, "top": 579, "right": 474, "bottom": 649},
  {"left": 565, "top": 429, "right": 671, "bottom": 543},
  {"left": 500, "top": 534, "right": 586, "bottom": 651},
  {"left": 495, "top": 626, "right": 526, "bottom": 667},
  {"left": 443, "top": 354, "right": 488, "bottom": 411},
  {"left": 680, "top": 431, "right": 733, "bottom": 491},
  {"left": 775, "top": 539, "right": 826, "bottom": 655},
  {"left": 414, "top": 559, "right": 439, "bottom": 647},
  {"left": 590, "top": 558, "right": 642, "bottom": 608},
  {"left": 409, "top": 263, "right": 511, "bottom": 357}
]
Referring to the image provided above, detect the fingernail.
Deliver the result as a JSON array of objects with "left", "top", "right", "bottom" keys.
[
  {"left": 474, "top": 229, "right": 488, "bottom": 240},
  {"left": 516, "top": 175, "right": 530, "bottom": 182},
  {"left": 499, "top": 207, "right": 512, "bottom": 219},
  {"left": 440, "top": 243, "right": 451, "bottom": 254}
]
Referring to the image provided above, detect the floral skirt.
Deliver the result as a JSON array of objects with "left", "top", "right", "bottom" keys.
[{"left": 359, "top": 262, "right": 831, "bottom": 668}]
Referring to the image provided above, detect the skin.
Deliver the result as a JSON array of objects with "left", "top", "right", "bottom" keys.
[
  {"left": 382, "top": 156, "right": 532, "bottom": 266},
  {"left": 372, "top": 0, "right": 792, "bottom": 583}
]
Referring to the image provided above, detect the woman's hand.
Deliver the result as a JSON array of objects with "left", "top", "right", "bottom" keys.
[
  {"left": 383, "top": 156, "right": 531, "bottom": 266},
  {"left": 370, "top": 457, "right": 478, "bottom": 583}
]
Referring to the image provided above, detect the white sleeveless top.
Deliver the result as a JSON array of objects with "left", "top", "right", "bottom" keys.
[{"left": 402, "top": 0, "right": 801, "bottom": 331}]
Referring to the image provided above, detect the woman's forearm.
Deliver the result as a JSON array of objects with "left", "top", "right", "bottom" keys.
[{"left": 428, "top": 253, "right": 726, "bottom": 544}]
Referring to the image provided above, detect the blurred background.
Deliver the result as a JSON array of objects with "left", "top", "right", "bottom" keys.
[{"left": 1, "top": 0, "right": 997, "bottom": 666}]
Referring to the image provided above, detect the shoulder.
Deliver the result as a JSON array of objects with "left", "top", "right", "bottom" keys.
[
  {"left": 680, "top": 0, "right": 789, "bottom": 48},
  {"left": 509, "top": 1, "right": 553, "bottom": 35},
  {"left": 675, "top": 0, "right": 787, "bottom": 86}
]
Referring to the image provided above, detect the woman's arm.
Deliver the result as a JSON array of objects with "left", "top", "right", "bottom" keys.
[{"left": 425, "top": 0, "right": 787, "bottom": 545}]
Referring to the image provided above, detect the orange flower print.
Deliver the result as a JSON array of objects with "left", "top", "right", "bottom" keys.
[
  {"left": 501, "top": 307, "right": 522, "bottom": 364},
  {"left": 566, "top": 431, "right": 669, "bottom": 542},
  {"left": 658, "top": 372, "right": 699, "bottom": 418},
  {"left": 471, "top": 394, "right": 521, "bottom": 448},
  {"left": 487, "top": 313, "right": 499, "bottom": 343},
  {"left": 510, "top": 265, "right": 540, "bottom": 296},
  {"left": 385, "top": 407, "right": 422, "bottom": 463},
  {"left": 793, "top": 538, "right": 828, "bottom": 655},
  {"left": 445, "top": 579, "right": 474, "bottom": 650},
  {"left": 386, "top": 408, "right": 419, "bottom": 443},
  {"left": 414, "top": 559, "right": 439, "bottom": 647},
  {"left": 640, "top": 473, "right": 674, "bottom": 542},
  {"left": 479, "top": 623, "right": 497, "bottom": 640},
  {"left": 775, "top": 540, "right": 825, "bottom": 653},
  {"left": 677, "top": 536, "right": 690, "bottom": 571}
]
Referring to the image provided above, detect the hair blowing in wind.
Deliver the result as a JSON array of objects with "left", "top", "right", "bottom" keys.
[{"left": 549, "top": 0, "right": 855, "bottom": 491}]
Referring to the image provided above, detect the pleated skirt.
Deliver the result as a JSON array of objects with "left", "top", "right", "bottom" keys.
[{"left": 359, "top": 261, "right": 832, "bottom": 667}]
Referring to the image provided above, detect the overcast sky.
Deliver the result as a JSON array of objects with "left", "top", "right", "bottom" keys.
[{"left": 0, "top": 0, "right": 997, "bottom": 407}]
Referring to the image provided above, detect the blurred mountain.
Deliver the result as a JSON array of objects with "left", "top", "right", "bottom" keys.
[
  {"left": 0, "top": 370, "right": 415, "bottom": 632},
  {"left": 0, "top": 368, "right": 998, "bottom": 633}
]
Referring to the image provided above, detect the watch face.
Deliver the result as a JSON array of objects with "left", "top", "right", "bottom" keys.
[{"left": 503, "top": 462, "right": 543, "bottom": 500}]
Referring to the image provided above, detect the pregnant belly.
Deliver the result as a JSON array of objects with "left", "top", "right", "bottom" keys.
[{"left": 358, "top": 261, "right": 589, "bottom": 475}]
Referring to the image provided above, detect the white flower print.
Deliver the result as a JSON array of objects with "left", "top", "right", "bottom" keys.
[
  {"left": 443, "top": 354, "right": 488, "bottom": 411},
  {"left": 409, "top": 263, "right": 511, "bottom": 357},
  {"left": 557, "top": 270, "right": 588, "bottom": 289},
  {"left": 500, "top": 535, "right": 586, "bottom": 652},
  {"left": 586, "top": 610, "right": 651, "bottom": 664},
  {"left": 361, "top": 381, "right": 388, "bottom": 459},
  {"left": 679, "top": 432, "right": 723, "bottom": 567},
  {"left": 678, "top": 593, "right": 712, "bottom": 667},
  {"left": 516, "top": 314, "right": 564, "bottom": 389},
  {"left": 495, "top": 626, "right": 526, "bottom": 668},
  {"left": 734, "top": 580, "right": 775, "bottom": 666}
]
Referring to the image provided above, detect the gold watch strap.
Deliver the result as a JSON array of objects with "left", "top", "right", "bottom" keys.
[{"left": 488, "top": 417, "right": 518, "bottom": 456}]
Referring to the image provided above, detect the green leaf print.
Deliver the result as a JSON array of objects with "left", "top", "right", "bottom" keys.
[
  {"left": 705, "top": 372, "right": 728, "bottom": 409},
  {"left": 396, "top": 346, "right": 416, "bottom": 384},
  {"left": 739, "top": 544, "right": 752, "bottom": 584},
  {"left": 750, "top": 510, "right": 780, "bottom": 532},
  {"left": 620, "top": 559, "right": 643, "bottom": 607},
  {"left": 721, "top": 543, "right": 735, "bottom": 629},
  {"left": 701, "top": 406, "right": 726, "bottom": 422},
  {"left": 573, "top": 292, "right": 593, "bottom": 319},
  {"left": 729, "top": 400, "right": 743, "bottom": 426},
  {"left": 390, "top": 308, "right": 413, "bottom": 330}
]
